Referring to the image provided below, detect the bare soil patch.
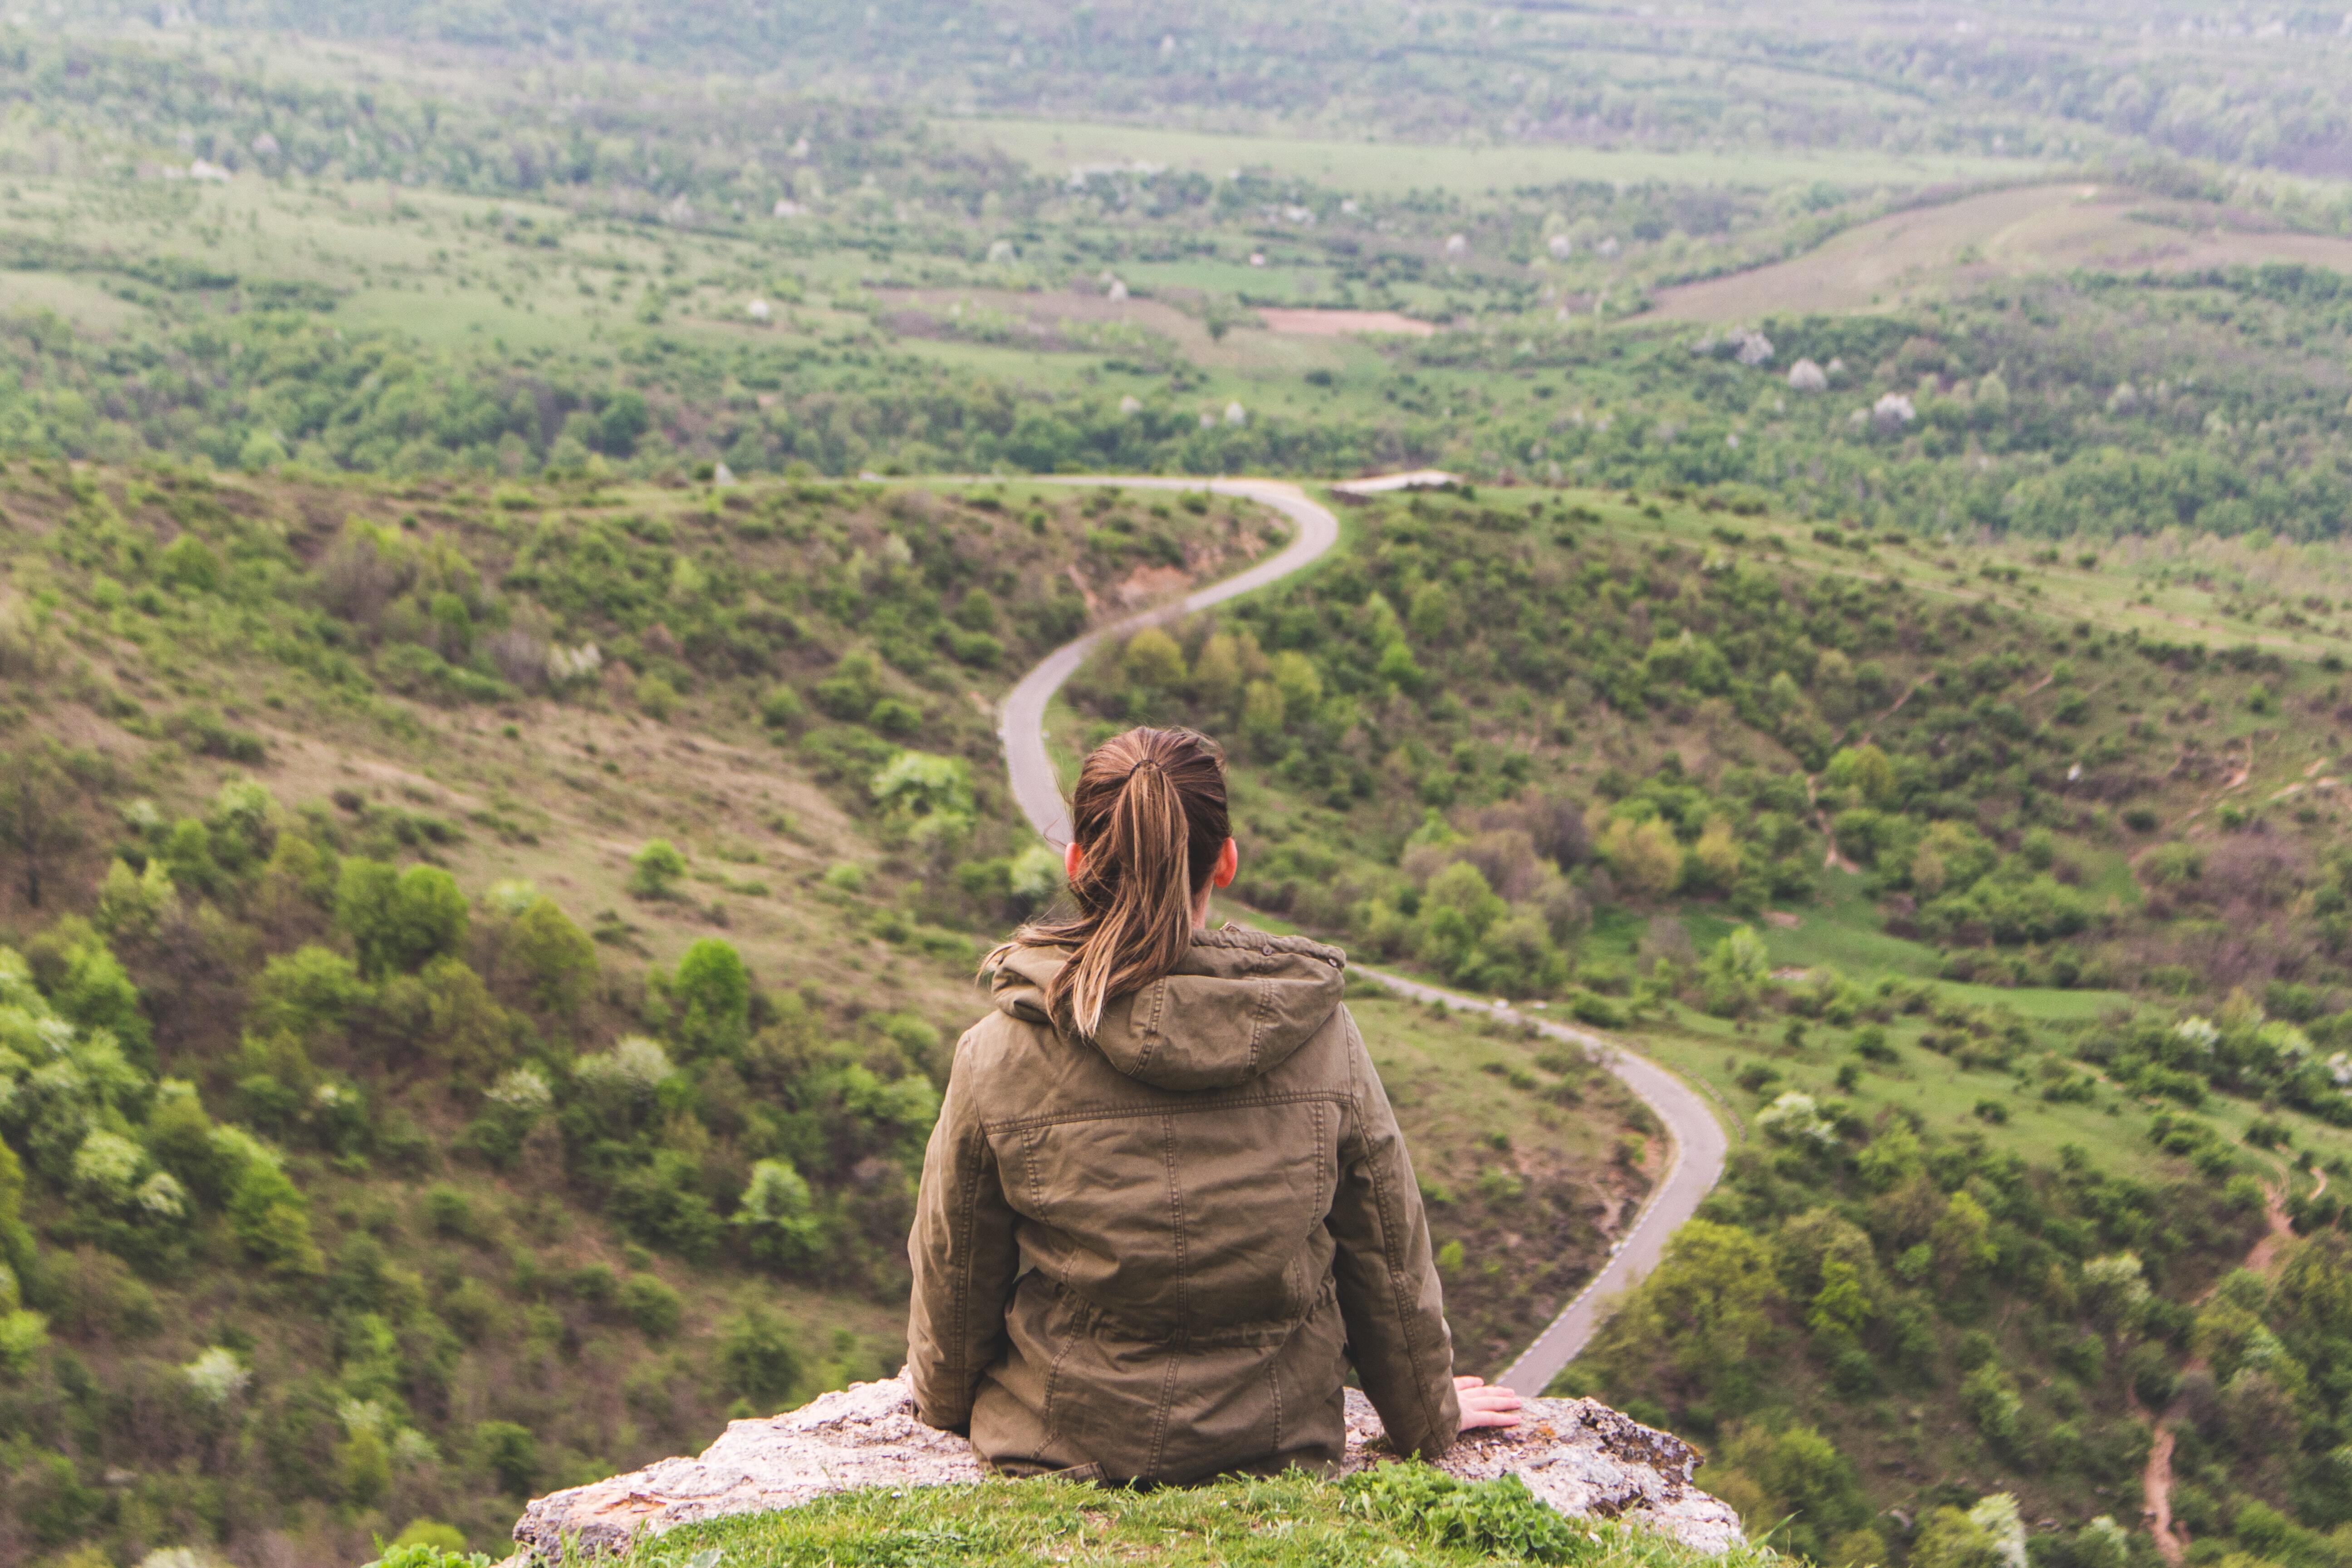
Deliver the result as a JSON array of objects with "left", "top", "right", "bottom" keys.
[{"left": 1255, "top": 306, "right": 1436, "bottom": 337}]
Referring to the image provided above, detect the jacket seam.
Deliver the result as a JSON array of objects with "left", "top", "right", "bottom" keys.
[
  {"left": 1131, "top": 977, "right": 1167, "bottom": 1081},
  {"left": 1040, "top": 1286, "right": 1084, "bottom": 1447},
  {"left": 941, "top": 1128, "right": 986, "bottom": 1421},
  {"left": 1192, "top": 926, "right": 1348, "bottom": 966},
  {"left": 982, "top": 1089, "right": 1350, "bottom": 1136},
  {"left": 1152, "top": 1108, "right": 1190, "bottom": 1479}
]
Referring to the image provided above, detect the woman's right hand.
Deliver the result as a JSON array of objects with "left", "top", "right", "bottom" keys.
[{"left": 1455, "top": 1374, "right": 1524, "bottom": 1431}]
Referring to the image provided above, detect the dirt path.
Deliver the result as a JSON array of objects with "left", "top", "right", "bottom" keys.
[{"left": 2142, "top": 1181, "right": 2301, "bottom": 1562}]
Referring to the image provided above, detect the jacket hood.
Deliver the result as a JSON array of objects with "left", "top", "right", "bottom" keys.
[{"left": 985, "top": 926, "right": 1347, "bottom": 1091}]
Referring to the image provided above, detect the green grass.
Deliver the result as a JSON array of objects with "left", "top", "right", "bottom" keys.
[
  {"left": 624, "top": 1468, "right": 1769, "bottom": 1568},
  {"left": 951, "top": 116, "right": 2042, "bottom": 196}
]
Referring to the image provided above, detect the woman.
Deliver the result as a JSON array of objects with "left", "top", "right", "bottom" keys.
[{"left": 907, "top": 725, "right": 1520, "bottom": 1483}]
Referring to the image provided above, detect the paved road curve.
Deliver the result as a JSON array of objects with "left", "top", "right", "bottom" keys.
[
  {"left": 999, "top": 477, "right": 1341, "bottom": 849},
  {"left": 993, "top": 474, "right": 1729, "bottom": 1396}
]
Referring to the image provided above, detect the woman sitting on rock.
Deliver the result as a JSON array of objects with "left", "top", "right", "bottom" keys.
[{"left": 906, "top": 725, "right": 1520, "bottom": 1483}]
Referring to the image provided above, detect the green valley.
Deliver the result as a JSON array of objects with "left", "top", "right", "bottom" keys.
[{"left": 4, "top": 6, "right": 2352, "bottom": 1568}]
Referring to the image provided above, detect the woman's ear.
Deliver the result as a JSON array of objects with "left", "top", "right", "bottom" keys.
[
  {"left": 1210, "top": 837, "right": 1238, "bottom": 890},
  {"left": 1064, "top": 841, "right": 1084, "bottom": 882}
]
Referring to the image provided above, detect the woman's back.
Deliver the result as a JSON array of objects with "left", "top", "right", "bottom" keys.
[
  {"left": 905, "top": 725, "right": 1502, "bottom": 1483},
  {"left": 906, "top": 926, "right": 1461, "bottom": 1482}
]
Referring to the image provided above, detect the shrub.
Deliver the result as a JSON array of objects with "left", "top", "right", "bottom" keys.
[
  {"left": 227, "top": 1157, "right": 321, "bottom": 1274},
  {"left": 619, "top": 1272, "right": 683, "bottom": 1338},
  {"left": 337, "top": 861, "right": 470, "bottom": 977},
  {"left": 501, "top": 897, "right": 597, "bottom": 1015},
  {"left": 718, "top": 1304, "right": 804, "bottom": 1411},
  {"left": 628, "top": 839, "right": 687, "bottom": 899},
  {"left": 609, "top": 1152, "right": 723, "bottom": 1261},
  {"left": 671, "top": 938, "right": 751, "bottom": 1058},
  {"left": 472, "top": 1420, "right": 538, "bottom": 1497}
]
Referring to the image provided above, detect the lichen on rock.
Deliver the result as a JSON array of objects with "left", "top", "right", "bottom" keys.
[{"left": 510, "top": 1377, "right": 1742, "bottom": 1561}]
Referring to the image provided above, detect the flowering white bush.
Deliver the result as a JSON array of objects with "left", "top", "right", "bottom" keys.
[
  {"left": 182, "top": 1347, "right": 250, "bottom": 1404},
  {"left": 1757, "top": 1091, "right": 1836, "bottom": 1146},
  {"left": 486, "top": 1064, "right": 554, "bottom": 1113},
  {"left": 576, "top": 1037, "right": 673, "bottom": 1096},
  {"left": 1967, "top": 1493, "right": 2028, "bottom": 1568},
  {"left": 72, "top": 1130, "right": 145, "bottom": 1204}
]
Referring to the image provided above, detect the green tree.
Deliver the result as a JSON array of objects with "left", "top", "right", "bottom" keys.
[
  {"left": 337, "top": 861, "right": 469, "bottom": 976},
  {"left": 248, "top": 944, "right": 372, "bottom": 1040},
  {"left": 26, "top": 919, "right": 150, "bottom": 1066},
  {"left": 473, "top": 1420, "right": 539, "bottom": 1496},
  {"left": 1699, "top": 926, "right": 1771, "bottom": 1016},
  {"left": 227, "top": 1156, "right": 322, "bottom": 1275},
  {"left": 1122, "top": 627, "right": 1187, "bottom": 693},
  {"left": 671, "top": 938, "right": 751, "bottom": 1058},
  {"left": 718, "top": 1304, "right": 804, "bottom": 1411},
  {"left": 628, "top": 839, "right": 687, "bottom": 899},
  {"left": 0, "top": 743, "right": 82, "bottom": 908},
  {"left": 1580, "top": 1220, "right": 1784, "bottom": 1413},
  {"left": 502, "top": 897, "right": 598, "bottom": 1015},
  {"left": 1712, "top": 1423, "right": 1868, "bottom": 1562},
  {"left": 733, "top": 1157, "right": 825, "bottom": 1270}
]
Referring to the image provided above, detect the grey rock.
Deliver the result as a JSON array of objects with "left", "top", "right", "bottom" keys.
[{"left": 510, "top": 1377, "right": 1743, "bottom": 1562}]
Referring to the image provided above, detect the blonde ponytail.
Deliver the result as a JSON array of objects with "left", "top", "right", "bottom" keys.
[{"left": 1018, "top": 727, "right": 1230, "bottom": 1040}]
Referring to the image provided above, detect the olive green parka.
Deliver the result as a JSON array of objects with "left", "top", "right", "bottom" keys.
[{"left": 906, "top": 926, "right": 1462, "bottom": 1484}]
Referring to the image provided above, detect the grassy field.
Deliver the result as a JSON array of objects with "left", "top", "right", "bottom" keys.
[
  {"left": 951, "top": 117, "right": 2044, "bottom": 196},
  {"left": 1646, "top": 183, "right": 2352, "bottom": 320}
]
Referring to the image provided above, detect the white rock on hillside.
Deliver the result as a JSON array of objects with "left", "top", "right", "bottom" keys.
[{"left": 509, "top": 1377, "right": 1744, "bottom": 1561}]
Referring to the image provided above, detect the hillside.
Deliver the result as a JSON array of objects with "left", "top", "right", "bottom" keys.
[
  {"left": 9, "top": 8, "right": 2352, "bottom": 1568},
  {"left": 1056, "top": 476, "right": 2352, "bottom": 1566},
  {"left": 0, "top": 457, "right": 1667, "bottom": 1567}
]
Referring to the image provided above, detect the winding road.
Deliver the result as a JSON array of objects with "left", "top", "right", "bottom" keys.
[{"left": 993, "top": 475, "right": 1730, "bottom": 1397}]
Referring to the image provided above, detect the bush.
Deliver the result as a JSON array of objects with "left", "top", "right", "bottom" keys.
[
  {"left": 338, "top": 860, "right": 470, "bottom": 977},
  {"left": 719, "top": 1304, "right": 804, "bottom": 1411},
  {"left": 501, "top": 897, "right": 597, "bottom": 1015},
  {"left": 620, "top": 1272, "right": 683, "bottom": 1338},
  {"left": 609, "top": 1152, "right": 724, "bottom": 1262},
  {"left": 671, "top": 938, "right": 751, "bottom": 1058},
  {"left": 473, "top": 1420, "right": 538, "bottom": 1496},
  {"left": 628, "top": 839, "right": 687, "bottom": 899},
  {"left": 227, "top": 1158, "right": 321, "bottom": 1274}
]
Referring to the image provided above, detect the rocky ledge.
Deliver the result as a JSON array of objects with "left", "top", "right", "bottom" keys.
[{"left": 510, "top": 1377, "right": 1743, "bottom": 1561}]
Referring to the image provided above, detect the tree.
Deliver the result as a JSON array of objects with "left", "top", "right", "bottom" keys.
[
  {"left": 503, "top": 897, "right": 598, "bottom": 1015},
  {"left": 94, "top": 858, "right": 175, "bottom": 941},
  {"left": 1711, "top": 1423, "right": 1868, "bottom": 1562},
  {"left": 733, "top": 1157, "right": 825, "bottom": 1269},
  {"left": 672, "top": 938, "right": 751, "bottom": 1058},
  {"left": 26, "top": 919, "right": 150, "bottom": 1066},
  {"left": 1699, "top": 926, "right": 1771, "bottom": 1016},
  {"left": 248, "top": 944, "right": 372, "bottom": 1040},
  {"left": 628, "top": 839, "right": 687, "bottom": 899},
  {"left": 227, "top": 1157, "right": 321, "bottom": 1275},
  {"left": 1599, "top": 816, "right": 1683, "bottom": 899},
  {"left": 0, "top": 743, "right": 81, "bottom": 908},
  {"left": 474, "top": 1420, "right": 539, "bottom": 1496},
  {"left": 719, "top": 1304, "right": 804, "bottom": 1411},
  {"left": 1122, "top": 627, "right": 1187, "bottom": 693},
  {"left": 336, "top": 860, "right": 470, "bottom": 976},
  {"left": 1583, "top": 1220, "right": 1783, "bottom": 1412}
]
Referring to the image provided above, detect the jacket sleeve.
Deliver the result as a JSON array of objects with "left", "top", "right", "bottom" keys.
[
  {"left": 1326, "top": 1006, "right": 1462, "bottom": 1458},
  {"left": 905, "top": 1028, "right": 1022, "bottom": 1434}
]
